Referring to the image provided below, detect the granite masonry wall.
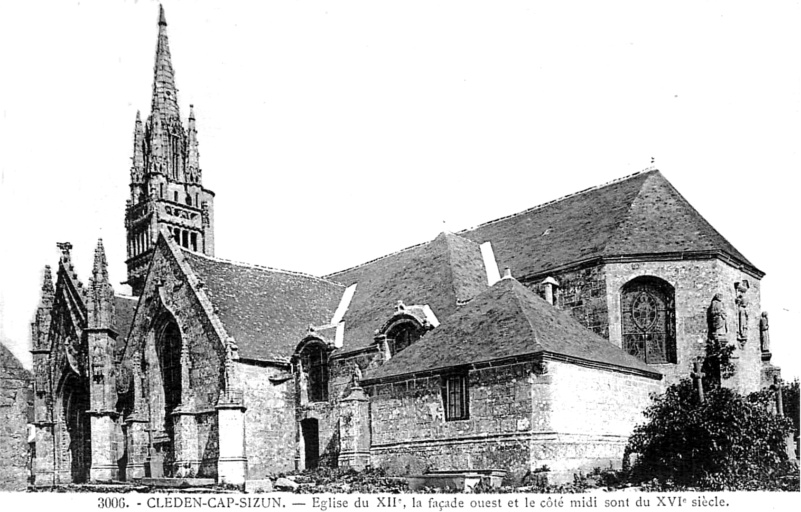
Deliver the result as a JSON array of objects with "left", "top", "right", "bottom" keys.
[
  {"left": 524, "top": 266, "right": 609, "bottom": 339},
  {"left": 604, "top": 260, "right": 762, "bottom": 392},
  {"left": 0, "top": 347, "right": 33, "bottom": 491},
  {"left": 536, "top": 361, "right": 663, "bottom": 480},
  {"left": 294, "top": 347, "right": 385, "bottom": 470},
  {"left": 124, "top": 245, "right": 227, "bottom": 478},
  {"left": 366, "top": 359, "right": 662, "bottom": 484},
  {"left": 237, "top": 362, "right": 296, "bottom": 478},
  {"left": 366, "top": 361, "right": 536, "bottom": 481}
]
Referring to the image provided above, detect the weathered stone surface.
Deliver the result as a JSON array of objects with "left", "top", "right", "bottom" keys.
[
  {"left": 605, "top": 260, "right": 762, "bottom": 393},
  {"left": 365, "top": 359, "right": 661, "bottom": 484},
  {"left": 274, "top": 477, "right": 299, "bottom": 490},
  {"left": 244, "top": 478, "right": 273, "bottom": 493},
  {"left": 237, "top": 363, "right": 295, "bottom": 478},
  {"left": 0, "top": 343, "right": 33, "bottom": 491}
]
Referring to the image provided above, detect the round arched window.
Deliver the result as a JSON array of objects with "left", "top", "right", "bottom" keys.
[{"left": 621, "top": 277, "right": 676, "bottom": 364}]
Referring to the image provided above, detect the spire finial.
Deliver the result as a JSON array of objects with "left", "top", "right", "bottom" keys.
[
  {"left": 93, "top": 238, "right": 109, "bottom": 281},
  {"left": 41, "top": 265, "right": 54, "bottom": 296},
  {"left": 151, "top": 4, "right": 180, "bottom": 120}
]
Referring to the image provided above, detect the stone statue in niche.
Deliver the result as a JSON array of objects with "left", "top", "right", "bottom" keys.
[
  {"left": 351, "top": 364, "right": 363, "bottom": 387},
  {"left": 734, "top": 281, "right": 749, "bottom": 344},
  {"left": 760, "top": 311, "right": 770, "bottom": 353},
  {"left": 707, "top": 293, "right": 728, "bottom": 341},
  {"left": 92, "top": 344, "right": 104, "bottom": 380}
]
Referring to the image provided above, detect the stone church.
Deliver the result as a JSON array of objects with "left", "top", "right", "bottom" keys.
[{"left": 27, "top": 6, "right": 780, "bottom": 486}]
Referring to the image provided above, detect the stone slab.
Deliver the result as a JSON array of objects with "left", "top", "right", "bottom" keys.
[{"left": 138, "top": 477, "right": 216, "bottom": 488}]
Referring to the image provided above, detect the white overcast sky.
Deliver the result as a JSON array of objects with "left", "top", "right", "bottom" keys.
[{"left": 0, "top": 0, "right": 798, "bottom": 380}]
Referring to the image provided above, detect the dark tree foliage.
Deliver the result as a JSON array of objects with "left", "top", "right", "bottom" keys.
[{"left": 625, "top": 379, "right": 795, "bottom": 490}]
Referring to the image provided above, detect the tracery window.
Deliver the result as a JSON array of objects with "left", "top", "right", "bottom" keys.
[
  {"left": 300, "top": 343, "right": 328, "bottom": 402},
  {"left": 621, "top": 276, "right": 676, "bottom": 364}
]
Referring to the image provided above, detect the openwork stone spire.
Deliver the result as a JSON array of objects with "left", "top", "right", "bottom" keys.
[
  {"left": 131, "top": 111, "right": 145, "bottom": 183},
  {"left": 126, "top": 5, "right": 216, "bottom": 295},
  {"left": 151, "top": 4, "right": 180, "bottom": 122}
]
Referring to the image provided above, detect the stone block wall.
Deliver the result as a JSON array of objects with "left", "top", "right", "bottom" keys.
[
  {"left": 366, "top": 361, "right": 536, "bottom": 480},
  {"left": 124, "top": 243, "right": 228, "bottom": 478},
  {"left": 296, "top": 348, "right": 384, "bottom": 469},
  {"left": 605, "top": 260, "right": 762, "bottom": 392},
  {"left": 238, "top": 363, "right": 296, "bottom": 478},
  {"left": 538, "top": 361, "right": 663, "bottom": 480},
  {"left": 0, "top": 347, "right": 33, "bottom": 491},
  {"left": 524, "top": 265, "right": 609, "bottom": 339}
]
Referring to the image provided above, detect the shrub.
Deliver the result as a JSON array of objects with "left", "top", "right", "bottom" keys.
[{"left": 625, "top": 379, "right": 795, "bottom": 490}]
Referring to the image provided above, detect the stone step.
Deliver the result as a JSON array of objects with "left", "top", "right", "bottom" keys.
[{"left": 137, "top": 477, "right": 216, "bottom": 488}]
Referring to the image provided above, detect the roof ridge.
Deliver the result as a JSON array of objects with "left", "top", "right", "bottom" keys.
[
  {"left": 325, "top": 237, "right": 437, "bottom": 279},
  {"left": 181, "top": 248, "right": 345, "bottom": 287},
  {"left": 597, "top": 171, "right": 654, "bottom": 255},
  {"left": 602, "top": 171, "right": 757, "bottom": 271},
  {"left": 457, "top": 168, "right": 658, "bottom": 235},
  {"left": 440, "top": 232, "right": 461, "bottom": 307},
  {"left": 508, "top": 279, "right": 543, "bottom": 350}
]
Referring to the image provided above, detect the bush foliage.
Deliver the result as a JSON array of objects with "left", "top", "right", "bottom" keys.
[{"left": 625, "top": 379, "right": 796, "bottom": 490}]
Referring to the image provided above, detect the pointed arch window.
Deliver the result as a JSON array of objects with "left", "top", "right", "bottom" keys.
[
  {"left": 158, "top": 321, "right": 182, "bottom": 410},
  {"left": 621, "top": 276, "right": 676, "bottom": 364}
]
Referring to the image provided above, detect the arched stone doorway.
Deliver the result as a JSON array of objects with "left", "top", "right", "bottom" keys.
[{"left": 62, "top": 373, "right": 91, "bottom": 483}]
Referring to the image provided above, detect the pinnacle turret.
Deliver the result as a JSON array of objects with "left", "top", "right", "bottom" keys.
[
  {"left": 41, "top": 265, "right": 54, "bottom": 297},
  {"left": 92, "top": 239, "right": 110, "bottom": 283},
  {"left": 88, "top": 239, "right": 115, "bottom": 331},
  {"left": 131, "top": 111, "right": 145, "bottom": 183},
  {"left": 186, "top": 104, "right": 200, "bottom": 183}
]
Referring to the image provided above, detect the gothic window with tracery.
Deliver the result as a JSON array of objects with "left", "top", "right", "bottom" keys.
[{"left": 621, "top": 276, "right": 676, "bottom": 364}]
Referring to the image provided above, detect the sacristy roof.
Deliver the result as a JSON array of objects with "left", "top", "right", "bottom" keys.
[
  {"left": 0, "top": 342, "right": 31, "bottom": 380},
  {"left": 365, "top": 277, "right": 661, "bottom": 381},
  {"left": 113, "top": 295, "right": 138, "bottom": 360}
]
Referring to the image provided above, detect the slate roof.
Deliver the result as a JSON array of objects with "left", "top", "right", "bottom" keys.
[
  {"left": 113, "top": 295, "right": 138, "bottom": 360},
  {"left": 0, "top": 342, "right": 31, "bottom": 381},
  {"left": 327, "top": 232, "right": 488, "bottom": 354},
  {"left": 460, "top": 170, "right": 760, "bottom": 279},
  {"left": 365, "top": 277, "right": 660, "bottom": 381},
  {"left": 181, "top": 251, "right": 344, "bottom": 362}
]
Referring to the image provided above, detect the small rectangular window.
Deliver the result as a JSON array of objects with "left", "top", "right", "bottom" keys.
[{"left": 442, "top": 373, "right": 468, "bottom": 421}]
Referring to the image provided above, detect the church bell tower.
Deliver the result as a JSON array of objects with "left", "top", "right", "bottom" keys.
[{"left": 125, "top": 5, "right": 215, "bottom": 295}]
